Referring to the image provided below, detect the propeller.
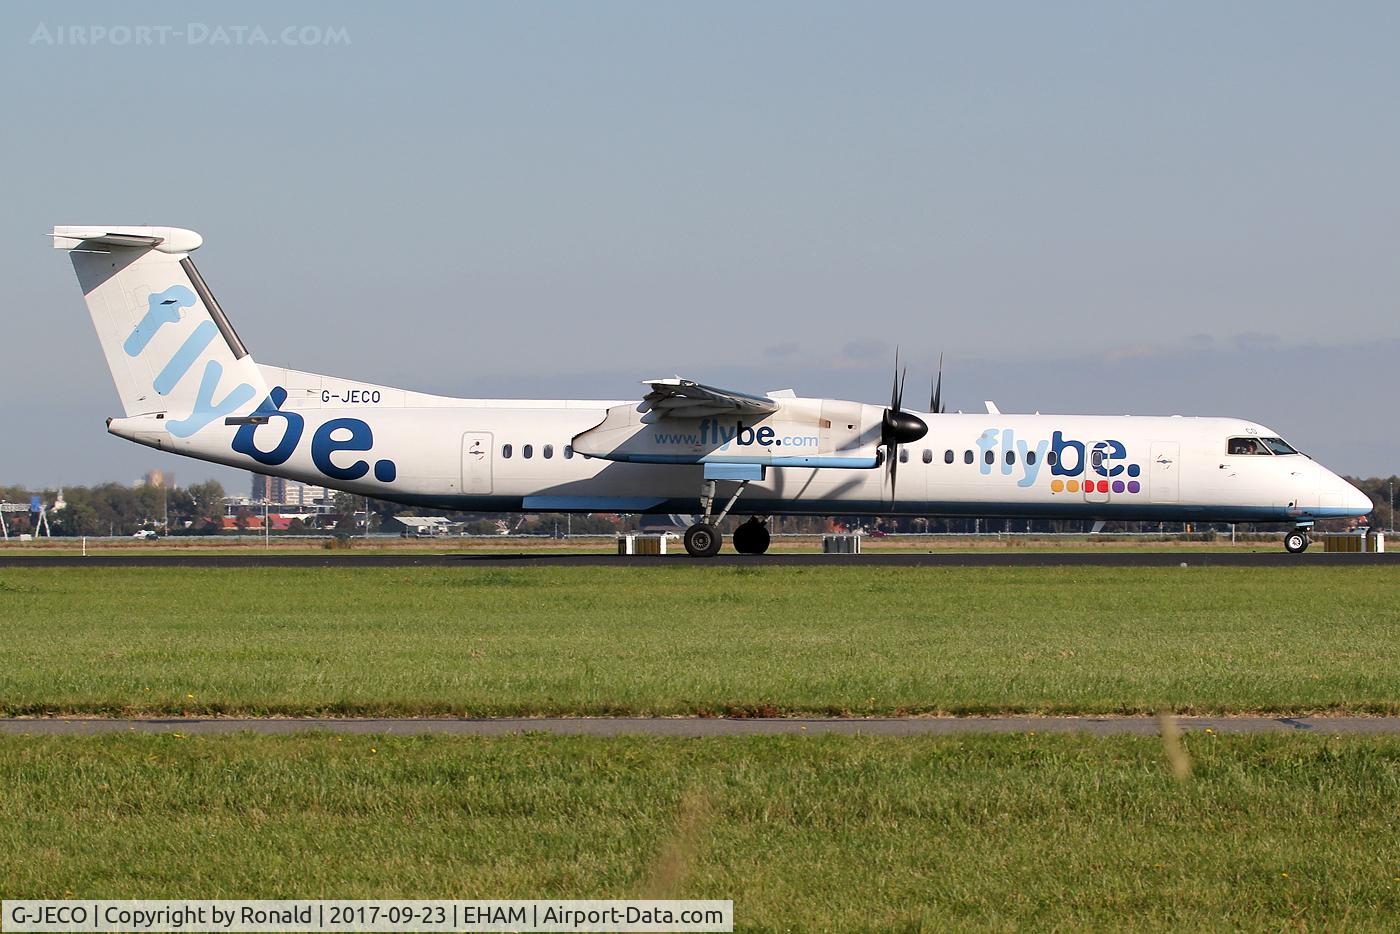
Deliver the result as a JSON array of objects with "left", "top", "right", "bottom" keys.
[
  {"left": 929, "top": 353, "right": 946, "bottom": 414},
  {"left": 881, "top": 350, "right": 928, "bottom": 501}
]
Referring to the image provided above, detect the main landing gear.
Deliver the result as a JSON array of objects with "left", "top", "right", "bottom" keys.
[
  {"left": 683, "top": 522, "right": 722, "bottom": 558},
  {"left": 683, "top": 478, "right": 770, "bottom": 556},
  {"left": 732, "top": 517, "right": 771, "bottom": 555},
  {"left": 1284, "top": 527, "right": 1311, "bottom": 554}
]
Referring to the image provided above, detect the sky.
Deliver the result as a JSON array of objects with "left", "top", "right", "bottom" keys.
[{"left": 2, "top": 1, "right": 1398, "bottom": 490}]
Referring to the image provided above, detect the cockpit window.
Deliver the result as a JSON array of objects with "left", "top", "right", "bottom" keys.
[
  {"left": 1259, "top": 436, "right": 1298, "bottom": 455},
  {"left": 1227, "top": 437, "right": 1269, "bottom": 455}
]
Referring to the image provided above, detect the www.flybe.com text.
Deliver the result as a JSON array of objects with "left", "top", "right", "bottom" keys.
[{"left": 653, "top": 419, "right": 819, "bottom": 449}]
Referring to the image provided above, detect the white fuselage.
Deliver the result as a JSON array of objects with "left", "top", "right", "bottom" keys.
[{"left": 108, "top": 367, "right": 1372, "bottom": 523}]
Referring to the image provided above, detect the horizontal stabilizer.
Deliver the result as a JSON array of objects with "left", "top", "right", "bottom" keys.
[{"left": 52, "top": 226, "right": 204, "bottom": 254}]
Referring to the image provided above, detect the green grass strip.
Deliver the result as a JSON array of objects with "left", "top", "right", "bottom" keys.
[
  {"left": 1, "top": 565, "right": 1396, "bottom": 717},
  {"left": 2, "top": 732, "right": 1399, "bottom": 930}
]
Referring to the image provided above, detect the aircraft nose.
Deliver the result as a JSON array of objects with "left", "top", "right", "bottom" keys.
[{"left": 1345, "top": 481, "right": 1374, "bottom": 516}]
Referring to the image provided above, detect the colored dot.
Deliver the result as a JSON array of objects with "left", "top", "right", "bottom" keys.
[
  {"left": 1067, "top": 479, "right": 1079, "bottom": 493},
  {"left": 1127, "top": 463, "right": 1141, "bottom": 477},
  {"left": 1112, "top": 480, "right": 1125, "bottom": 493},
  {"left": 1050, "top": 479, "right": 1064, "bottom": 493},
  {"left": 1098, "top": 480, "right": 1110, "bottom": 493},
  {"left": 374, "top": 459, "right": 397, "bottom": 482},
  {"left": 1127, "top": 480, "right": 1141, "bottom": 494}
]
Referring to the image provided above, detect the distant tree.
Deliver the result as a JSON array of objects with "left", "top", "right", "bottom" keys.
[
  {"left": 164, "top": 486, "right": 196, "bottom": 526},
  {"left": 330, "top": 491, "right": 360, "bottom": 533},
  {"left": 368, "top": 497, "right": 407, "bottom": 529},
  {"left": 186, "top": 480, "right": 226, "bottom": 522}
]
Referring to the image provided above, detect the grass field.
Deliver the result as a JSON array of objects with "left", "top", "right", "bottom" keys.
[
  {"left": 1, "top": 565, "right": 1396, "bottom": 717},
  {"left": 3, "top": 732, "right": 1399, "bottom": 930}
]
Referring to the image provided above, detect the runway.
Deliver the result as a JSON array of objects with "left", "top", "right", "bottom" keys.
[
  {"left": 0, "top": 551, "right": 1395, "bottom": 568},
  {"left": 4, "top": 716, "right": 1400, "bottom": 736}
]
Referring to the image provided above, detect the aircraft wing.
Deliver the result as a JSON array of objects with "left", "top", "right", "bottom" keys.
[{"left": 641, "top": 377, "right": 780, "bottom": 418}]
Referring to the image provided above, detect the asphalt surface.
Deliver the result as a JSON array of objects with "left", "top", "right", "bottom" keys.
[
  {"left": 0, "top": 552, "right": 1395, "bottom": 568},
  {"left": 3, "top": 716, "right": 1399, "bottom": 736}
]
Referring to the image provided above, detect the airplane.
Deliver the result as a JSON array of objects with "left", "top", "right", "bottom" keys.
[{"left": 53, "top": 225, "right": 1373, "bottom": 556}]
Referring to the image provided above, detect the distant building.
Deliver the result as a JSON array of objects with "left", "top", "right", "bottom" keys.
[
  {"left": 395, "top": 516, "right": 456, "bottom": 536},
  {"left": 221, "top": 513, "right": 314, "bottom": 532},
  {"left": 142, "top": 469, "right": 174, "bottom": 488},
  {"left": 250, "top": 473, "right": 288, "bottom": 504},
  {"left": 250, "top": 472, "right": 334, "bottom": 510}
]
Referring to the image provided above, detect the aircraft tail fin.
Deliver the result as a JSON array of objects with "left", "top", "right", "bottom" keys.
[{"left": 53, "top": 226, "right": 267, "bottom": 438}]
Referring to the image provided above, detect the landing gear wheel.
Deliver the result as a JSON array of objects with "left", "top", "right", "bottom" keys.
[
  {"left": 684, "top": 523, "right": 723, "bottom": 557},
  {"left": 732, "top": 519, "right": 771, "bottom": 555},
  {"left": 1284, "top": 530, "right": 1310, "bottom": 554}
]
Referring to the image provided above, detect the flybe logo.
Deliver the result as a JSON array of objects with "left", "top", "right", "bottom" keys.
[
  {"left": 977, "top": 428, "right": 1143, "bottom": 494},
  {"left": 125, "top": 285, "right": 256, "bottom": 438},
  {"left": 126, "top": 285, "right": 396, "bottom": 483},
  {"left": 232, "top": 386, "right": 397, "bottom": 482}
]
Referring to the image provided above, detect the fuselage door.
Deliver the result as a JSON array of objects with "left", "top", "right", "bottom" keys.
[{"left": 461, "top": 431, "right": 493, "bottom": 495}]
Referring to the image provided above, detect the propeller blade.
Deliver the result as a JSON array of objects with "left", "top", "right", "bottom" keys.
[
  {"left": 889, "top": 443, "right": 898, "bottom": 501},
  {"left": 930, "top": 353, "right": 944, "bottom": 414},
  {"left": 890, "top": 349, "right": 901, "bottom": 411},
  {"left": 881, "top": 349, "right": 921, "bottom": 504}
]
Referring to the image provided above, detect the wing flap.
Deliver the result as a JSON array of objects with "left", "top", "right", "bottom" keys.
[{"left": 641, "top": 377, "right": 779, "bottom": 418}]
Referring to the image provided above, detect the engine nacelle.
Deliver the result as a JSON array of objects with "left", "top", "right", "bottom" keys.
[{"left": 571, "top": 397, "right": 884, "bottom": 469}]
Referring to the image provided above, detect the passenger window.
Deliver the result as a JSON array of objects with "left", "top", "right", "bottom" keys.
[
  {"left": 964, "top": 450, "right": 973, "bottom": 465},
  {"left": 1227, "top": 437, "right": 1268, "bottom": 455},
  {"left": 502, "top": 444, "right": 512, "bottom": 459},
  {"left": 564, "top": 445, "right": 574, "bottom": 459},
  {"left": 1047, "top": 451, "right": 1058, "bottom": 467},
  {"left": 922, "top": 449, "right": 932, "bottom": 464},
  {"left": 1026, "top": 450, "right": 1036, "bottom": 465},
  {"left": 1005, "top": 451, "right": 1015, "bottom": 466},
  {"left": 543, "top": 444, "right": 554, "bottom": 459},
  {"left": 944, "top": 450, "right": 954, "bottom": 464},
  {"left": 523, "top": 444, "right": 534, "bottom": 459},
  {"left": 899, "top": 448, "right": 909, "bottom": 463},
  {"left": 984, "top": 450, "right": 994, "bottom": 466},
  {"left": 1091, "top": 449, "right": 1104, "bottom": 468}
]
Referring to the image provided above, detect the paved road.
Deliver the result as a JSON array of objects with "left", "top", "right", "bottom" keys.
[
  {"left": 3, "top": 716, "right": 1399, "bottom": 736},
  {"left": 0, "top": 552, "right": 1395, "bottom": 568}
]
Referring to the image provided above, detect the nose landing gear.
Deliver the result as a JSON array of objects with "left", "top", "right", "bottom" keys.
[{"left": 1284, "top": 527, "right": 1311, "bottom": 554}]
